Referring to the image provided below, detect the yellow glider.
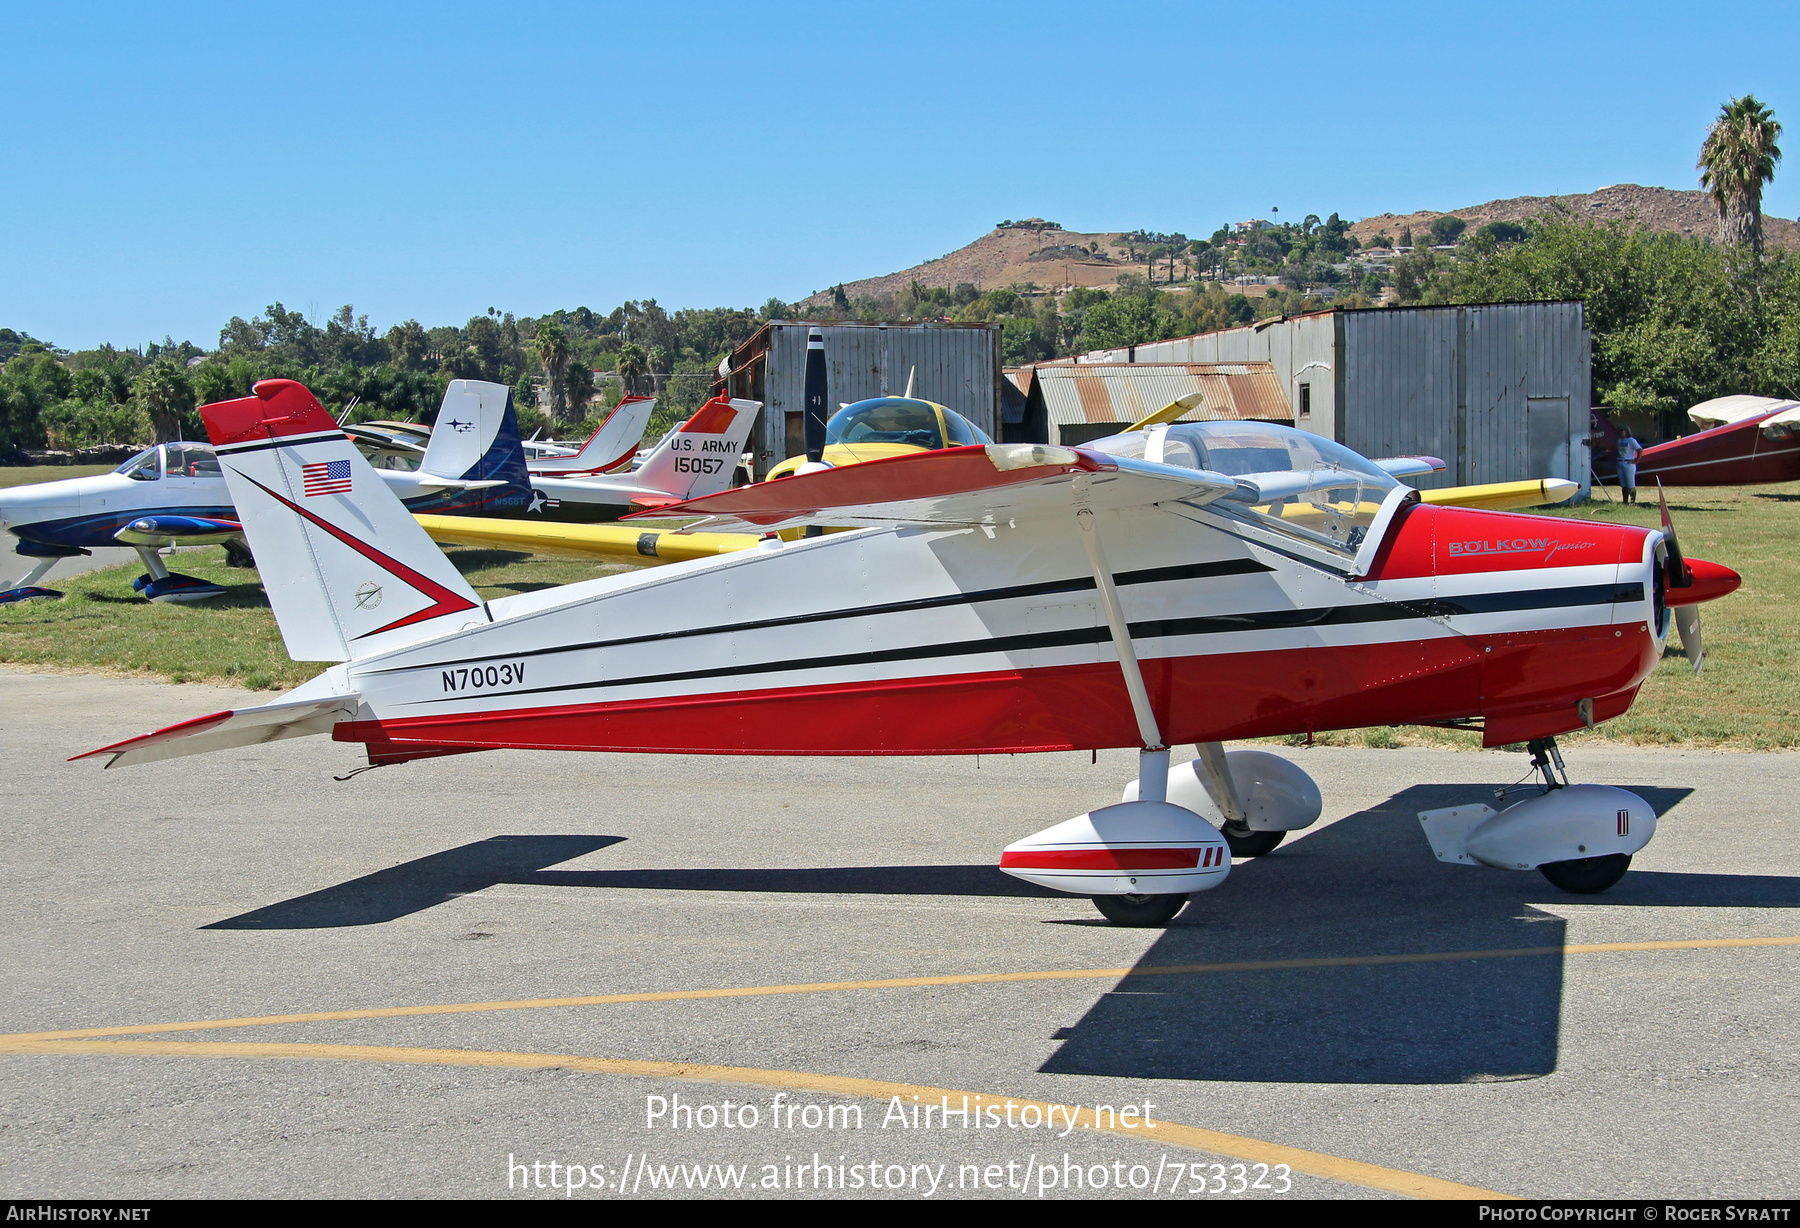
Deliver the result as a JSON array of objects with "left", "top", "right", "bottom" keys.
[{"left": 415, "top": 514, "right": 755, "bottom": 565}]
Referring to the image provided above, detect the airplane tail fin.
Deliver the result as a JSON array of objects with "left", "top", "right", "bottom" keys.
[
  {"left": 630, "top": 397, "right": 761, "bottom": 505},
  {"left": 532, "top": 394, "right": 656, "bottom": 475},
  {"left": 413, "top": 380, "right": 533, "bottom": 514},
  {"left": 203, "top": 379, "right": 487, "bottom": 662}
]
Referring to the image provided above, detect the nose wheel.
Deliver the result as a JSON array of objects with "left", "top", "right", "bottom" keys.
[
  {"left": 1220, "top": 822, "right": 1285, "bottom": 858},
  {"left": 1090, "top": 892, "right": 1189, "bottom": 927}
]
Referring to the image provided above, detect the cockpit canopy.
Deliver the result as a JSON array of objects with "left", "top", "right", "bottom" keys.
[
  {"left": 115, "top": 442, "right": 223, "bottom": 482},
  {"left": 1088, "top": 420, "right": 1402, "bottom": 559},
  {"left": 825, "top": 398, "right": 992, "bottom": 452}
]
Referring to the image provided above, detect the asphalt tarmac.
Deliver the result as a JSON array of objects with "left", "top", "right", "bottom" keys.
[{"left": 2, "top": 668, "right": 1797, "bottom": 1201}]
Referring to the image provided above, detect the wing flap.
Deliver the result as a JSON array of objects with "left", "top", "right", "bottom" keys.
[
  {"left": 624, "top": 444, "right": 1236, "bottom": 534},
  {"left": 71, "top": 693, "right": 361, "bottom": 768}
]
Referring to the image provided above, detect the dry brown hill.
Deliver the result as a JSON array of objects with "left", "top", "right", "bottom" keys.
[
  {"left": 803, "top": 186, "right": 1797, "bottom": 308},
  {"left": 1350, "top": 183, "right": 1798, "bottom": 250},
  {"left": 800, "top": 227, "right": 1154, "bottom": 307}
]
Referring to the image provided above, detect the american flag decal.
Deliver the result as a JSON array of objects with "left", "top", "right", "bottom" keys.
[
  {"left": 1617, "top": 809, "right": 1630, "bottom": 837},
  {"left": 302, "top": 460, "right": 353, "bottom": 497}
]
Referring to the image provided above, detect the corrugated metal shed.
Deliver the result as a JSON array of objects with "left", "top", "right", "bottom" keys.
[
  {"left": 1072, "top": 302, "right": 1592, "bottom": 493},
  {"left": 1026, "top": 362, "right": 1289, "bottom": 444},
  {"left": 1340, "top": 303, "right": 1591, "bottom": 491},
  {"left": 720, "top": 321, "right": 1001, "bottom": 468}
]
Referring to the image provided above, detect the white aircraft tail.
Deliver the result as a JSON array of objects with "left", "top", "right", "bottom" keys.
[
  {"left": 631, "top": 397, "right": 760, "bottom": 506},
  {"left": 530, "top": 394, "right": 656, "bottom": 475},
  {"left": 203, "top": 379, "right": 487, "bottom": 662},
  {"left": 419, "top": 380, "right": 516, "bottom": 478}
]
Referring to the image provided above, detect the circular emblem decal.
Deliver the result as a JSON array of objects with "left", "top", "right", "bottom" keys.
[{"left": 354, "top": 582, "right": 383, "bottom": 610}]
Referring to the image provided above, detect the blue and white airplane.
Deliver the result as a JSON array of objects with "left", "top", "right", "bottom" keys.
[{"left": 0, "top": 379, "right": 532, "bottom": 604}]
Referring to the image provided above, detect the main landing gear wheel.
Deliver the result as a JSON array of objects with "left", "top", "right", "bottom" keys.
[
  {"left": 1091, "top": 893, "right": 1189, "bottom": 927},
  {"left": 1539, "top": 853, "right": 1632, "bottom": 894},
  {"left": 1220, "top": 823, "right": 1285, "bottom": 858}
]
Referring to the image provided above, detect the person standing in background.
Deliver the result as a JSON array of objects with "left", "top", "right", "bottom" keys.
[{"left": 1616, "top": 428, "right": 1642, "bottom": 504}]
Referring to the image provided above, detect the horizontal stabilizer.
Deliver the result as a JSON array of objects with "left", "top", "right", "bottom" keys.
[
  {"left": 628, "top": 443, "right": 1236, "bottom": 534},
  {"left": 72, "top": 693, "right": 360, "bottom": 768}
]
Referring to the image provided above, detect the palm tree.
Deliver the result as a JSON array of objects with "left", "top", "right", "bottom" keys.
[
  {"left": 132, "top": 359, "right": 194, "bottom": 443},
  {"left": 1698, "top": 95, "right": 1782, "bottom": 256},
  {"left": 615, "top": 342, "right": 648, "bottom": 396},
  {"left": 533, "top": 320, "right": 572, "bottom": 421}
]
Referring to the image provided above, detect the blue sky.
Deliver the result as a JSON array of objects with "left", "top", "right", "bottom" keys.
[{"left": 4, "top": 0, "right": 1796, "bottom": 350}]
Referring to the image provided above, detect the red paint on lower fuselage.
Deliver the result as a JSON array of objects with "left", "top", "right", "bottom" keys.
[{"left": 336, "top": 623, "right": 1656, "bottom": 758}]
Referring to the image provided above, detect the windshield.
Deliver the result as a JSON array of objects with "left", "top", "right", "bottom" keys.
[
  {"left": 1172, "top": 422, "right": 1399, "bottom": 556},
  {"left": 116, "top": 448, "right": 161, "bottom": 481},
  {"left": 1093, "top": 422, "right": 1400, "bottom": 558},
  {"left": 163, "top": 442, "right": 221, "bottom": 477},
  {"left": 826, "top": 398, "right": 945, "bottom": 450},
  {"left": 942, "top": 407, "right": 990, "bottom": 445}
]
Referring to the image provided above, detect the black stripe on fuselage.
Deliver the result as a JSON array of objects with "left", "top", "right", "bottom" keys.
[
  {"left": 396, "top": 581, "right": 1644, "bottom": 706},
  {"left": 215, "top": 431, "right": 347, "bottom": 456},
  {"left": 361, "top": 557, "right": 1277, "bottom": 676}
]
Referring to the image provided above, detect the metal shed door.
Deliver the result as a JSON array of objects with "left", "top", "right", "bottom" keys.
[{"left": 1527, "top": 398, "right": 1572, "bottom": 481}]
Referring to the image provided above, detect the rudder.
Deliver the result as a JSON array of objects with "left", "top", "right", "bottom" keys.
[{"left": 204, "top": 379, "right": 487, "bottom": 662}]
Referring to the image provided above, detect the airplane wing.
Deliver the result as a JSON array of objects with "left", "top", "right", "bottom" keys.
[
  {"left": 111, "top": 514, "right": 244, "bottom": 548},
  {"left": 409, "top": 477, "right": 507, "bottom": 492},
  {"left": 626, "top": 443, "right": 1238, "bottom": 535},
  {"left": 414, "top": 514, "right": 755, "bottom": 566},
  {"left": 1420, "top": 479, "right": 1578, "bottom": 511},
  {"left": 1373, "top": 455, "right": 1446, "bottom": 478},
  {"left": 1760, "top": 405, "right": 1800, "bottom": 438},
  {"left": 70, "top": 692, "right": 361, "bottom": 768}
]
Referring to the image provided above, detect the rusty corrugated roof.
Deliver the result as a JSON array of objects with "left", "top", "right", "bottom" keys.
[{"left": 1029, "top": 362, "right": 1290, "bottom": 427}]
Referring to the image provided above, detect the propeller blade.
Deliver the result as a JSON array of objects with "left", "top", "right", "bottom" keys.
[
  {"left": 803, "top": 330, "right": 828, "bottom": 464},
  {"left": 1656, "top": 480, "right": 1691, "bottom": 591},
  {"left": 1674, "top": 605, "right": 1704, "bottom": 674},
  {"left": 1656, "top": 480, "right": 1703, "bottom": 672}
]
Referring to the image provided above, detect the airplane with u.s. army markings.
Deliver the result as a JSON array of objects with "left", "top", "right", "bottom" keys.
[{"left": 76, "top": 373, "right": 1741, "bottom": 926}]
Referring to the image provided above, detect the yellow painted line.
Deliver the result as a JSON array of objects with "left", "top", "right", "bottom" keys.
[
  {"left": 4, "top": 934, "right": 1794, "bottom": 1045},
  {"left": 0, "top": 1038, "right": 1510, "bottom": 1200}
]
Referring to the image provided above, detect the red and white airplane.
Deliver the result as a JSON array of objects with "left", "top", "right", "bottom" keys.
[{"left": 77, "top": 378, "right": 1740, "bottom": 925}]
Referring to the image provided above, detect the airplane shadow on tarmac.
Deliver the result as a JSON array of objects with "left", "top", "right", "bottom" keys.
[
  {"left": 1038, "top": 781, "right": 1800, "bottom": 1086},
  {"left": 208, "top": 781, "right": 1800, "bottom": 1088},
  {"left": 206, "top": 838, "right": 1058, "bottom": 929}
]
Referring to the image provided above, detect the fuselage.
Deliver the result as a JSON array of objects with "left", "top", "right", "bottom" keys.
[
  {"left": 0, "top": 446, "right": 526, "bottom": 552},
  {"left": 1636, "top": 411, "right": 1800, "bottom": 485},
  {"left": 321, "top": 496, "right": 1664, "bottom": 763}
]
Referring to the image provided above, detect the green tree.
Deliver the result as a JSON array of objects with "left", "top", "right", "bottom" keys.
[
  {"left": 385, "top": 320, "right": 433, "bottom": 372},
  {"left": 1699, "top": 95, "right": 1782, "bottom": 256},
  {"left": 1079, "top": 294, "right": 1172, "bottom": 350},
  {"left": 1428, "top": 216, "right": 1467, "bottom": 247},
  {"left": 132, "top": 358, "right": 195, "bottom": 443}
]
